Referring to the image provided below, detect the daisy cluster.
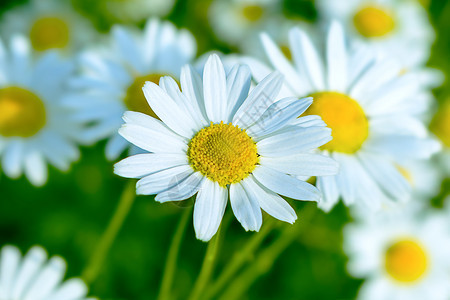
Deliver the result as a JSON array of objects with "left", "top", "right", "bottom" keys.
[{"left": 0, "top": 0, "right": 448, "bottom": 299}]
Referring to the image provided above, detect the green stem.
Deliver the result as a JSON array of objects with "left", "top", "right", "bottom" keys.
[
  {"left": 157, "top": 207, "right": 192, "bottom": 300},
  {"left": 204, "top": 217, "right": 276, "bottom": 300},
  {"left": 188, "top": 214, "right": 230, "bottom": 300},
  {"left": 82, "top": 181, "right": 136, "bottom": 284},
  {"left": 219, "top": 204, "right": 316, "bottom": 300}
]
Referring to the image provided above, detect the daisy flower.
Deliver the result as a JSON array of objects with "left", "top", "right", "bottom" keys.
[
  {"left": 0, "top": 0, "right": 95, "bottom": 54},
  {"left": 430, "top": 99, "right": 450, "bottom": 176},
  {"left": 344, "top": 206, "right": 450, "bottom": 300},
  {"left": 114, "top": 54, "right": 338, "bottom": 241},
  {"left": 103, "top": 0, "right": 176, "bottom": 23},
  {"left": 0, "top": 36, "right": 90, "bottom": 186},
  {"left": 66, "top": 19, "right": 196, "bottom": 160},
  {"left": 316, "top": 0, "right": 434, "bottom": 69},
  {"left": 0, "top": 245, "right": 95, "bottom": 300},
  {"left": 208, "top": 0, "right": 281, "bottom": 48},
  {"left": 242, "top": 22, "right": 440, "bottom": 211}
]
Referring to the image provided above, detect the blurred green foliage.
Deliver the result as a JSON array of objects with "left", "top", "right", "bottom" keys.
[{"left": 0, "top": 0, "right": 449, "bottom": 299}]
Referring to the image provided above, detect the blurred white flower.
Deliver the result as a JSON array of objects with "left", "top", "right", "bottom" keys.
[
  {"left": 430, "top": 100, "right": 450, "bottom": 177},
  {"left": 316, "top": 0, "right": 434, "bottom": 69},
  {"left": 0, "top": 0, "right": 95, "bottom": 54},
  {"left": 0, "top": 245, "right": 95, "bottom": 300},
  {"left": 66, "top": 19, "right": 196, "bottom": 160},
  {"left": 0, "top": 36, "right": 91, "bottom": 186},
  {"left": 208, "top": 0, "right": 281, "bottom": 48},
  {"left": 114, "top": 54, "right": 338, "bottom": 241},
  {"left": 242, "top": 22, "right": 441, "bottom": 212},
  {"left": 344, "top": 206, "right": 450, "bottom": 300},
  {"left": 104, "top": 0, "right": 176, "bottom": 22}
]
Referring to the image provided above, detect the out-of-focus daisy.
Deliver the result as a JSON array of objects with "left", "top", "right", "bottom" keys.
[
  {"left": 0, "top": 0, "right": 95, "bottom": 54},
  {"left": 242, "top": 22, "right": 440, "bottom": 211},
  {"left": 114, "top": 54, "right": 338, "bottom": 241},
  {"left": 0, "top": 36, "right": 90, "bottom": 186},
  {"left": 66, "top": 19, "right": 196, "bottom": 160},
  {"left": 395, "top": 160, "right": 442, "bottom": 200},
  {"left": 316, "top": 0, "right": 434, "bottom": 69},
  {"left": 344, "top": 207, "right": 450, "bottom": 300},
  {"left": 430, "top": 100, "right": 450, "bottom": 176},
  {"left": 209, "top": 0, "right": 281, "bottom": 48},
  {"left": 0, "top": 245, "right": 95, "bottom": 300},
  {"left": 102, "top": 0, "right": 176, "bottom": 23}
]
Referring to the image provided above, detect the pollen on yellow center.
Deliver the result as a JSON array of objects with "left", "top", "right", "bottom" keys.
[
  {"left": 384, "top": 239, "right": 428, "bottom": 283},
  {"left": 0, "top": 87, "right": 46, "bottom": 137},
  {"left": 430, "top": 101, "right": 450, "bottom": 148},
  {"left": 353, "top": 6, "right": 395, "bottom": 38},
  {"left": 30, "top": 16, "right": 70, "bottom": 51},
  {"left": 124, "top": 73, "right": 170, "bottom": 119},
  {"left": 187, "top": 122, "right": 259, "bottom": 187},
  {"left": 304, "top": 92, "right": 369, "bottom": 153},
  {"left": 241, "top": 5, "right": 264, "bottom": 22}
]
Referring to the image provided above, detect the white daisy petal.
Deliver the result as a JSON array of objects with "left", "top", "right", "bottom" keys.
[
  {"left": 180, "top": 65, "right": 208, "bottom": 122},
  {"left": 326, "top": 21, "right": 347, "bottom": 91},
  {"left": 46, "top": 278, "right": 88, "bottom": 300},
  {"left": 364, "top": 136, "right": 441, "bottom": 160},
  {"left": 0, "top": 246, "right": 21, "bottom": 299},
  {"left": 358, "top": 152, "right": 411, "bottom": 201},
  {"left": 289, "top": 27, "right": 325, "bottom": 90},
  {"left": 261, "top": 32, "right": 306, "bottom": 95},
  {"left": 193, "top": 179, "right": 228, "bottom": 242},
  {"left": 257, "top": 126, "right": 332, "bottom": 157},
  {"left": 2, "top": 141, "right": 24, "bottom": 178},
  {"left": 203, "top": 54, "right": 228, "bottom": 122},
  {"left": 119, "top": 111, "right": 188, "bottom": 153},
  {"left": 155, "top": 172, "right": 204, "bottom": 203},
  {"left": 316, "top": 175, "right": 339, "bottom": 212},
  {"left": 292, "top": 115, "right": 327, "bottom": 127},
  {"left": 247, "top": 97, "right": 313, "bottom": 138},
  {"left": 332, "top": 153, "right": 357, "bottom": 206},
  {"left": 10, "top": 247, "right": 47, "bottom": 299},
  {"left": 24, "top": 151, "right": 47, "bottom": 187},
  {"left": 142, "top": 82, "right": 197, "bottom": 138},
  {"left": 22, "top": 256, "right": 66, "bottom": 300},
  {"left": 114, "top": 153, "right": 188, "bottom": 179},
  {"left": 233, "top": 71, "right": 283, "bottom": 128},
  {"left": 229, "top": 182, "right": 262, "bottom": 231},
  {"left": 136, "top": 165, "right": 193, "bottom": 195},
  {"left": 252, "top": 165, "right": 321, "bottom": 201},
  {"left": 226, "top": 64, "right": 251, "bottom": 121},
  {"left": 260, "top": 153, "right": 338, "bottom": 176},
  {"left": 241, "top": 176, "right": 297, "bottom": 224}
]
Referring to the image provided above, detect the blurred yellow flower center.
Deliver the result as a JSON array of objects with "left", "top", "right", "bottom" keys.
[
  {"left": 0, "top": 87, "right": 46, "bottom": 137},
  {"left": 430, "top": 102, "right": 450, "bottom": 147},
  {"left": 353, "top": 6, "right": 395, "bottom": 38},
  {"left": 124, "top": 74, "right": 169, "bottom": 119},
  {"left": 397, "top": 166, "right": 414, "bottom": 186},
  {"left": 30, "top": 16, "right": 70, "bottom": 51},
  {"left": 188, "top": 122, "right": 259, "bottom": 186},
  {"left": 385, "top": 240, "right": 428, "bottom": 283},
  {"left": 304, "top": 92, "right": 369, "bottom": 153},
  {"left": 280, "top": 45, "right": 292, "bottom": 60},
  {"left": 241, "top": 5, "right": 264, "bottom": 22}
]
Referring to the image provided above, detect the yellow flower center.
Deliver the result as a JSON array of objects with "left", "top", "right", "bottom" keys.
[
  {"left": 30, "top": 16, "right": 70, "bottom": 51},
  {"left": 280, "top": 44, "right": 292, "bottom": 61},
  {"left": 304, "top": 92, "right": 369, "bottom": 153},
  {"left": 353, "top": 6, "right": 395, "bottom": 38},
  {"left": 430, "top": 101, "right": 450, "bottom": 148},
  {"left": 397, "top": 166, "right": 414, "bottom": 186},
  {"left": 187, "top": 122, "right": 259, "bottom": 187},
  {"left": 385, "top": 239, "right": 428, "bottom": 283},
  {"left": 0, "top": 87, "right": 46, "bottom": 137},
  {"left": 241, "top": 5, "right": 264, "bottom": 22},
  {"left": 124, "top": 74, "right": 171, "bottom": 119}
]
